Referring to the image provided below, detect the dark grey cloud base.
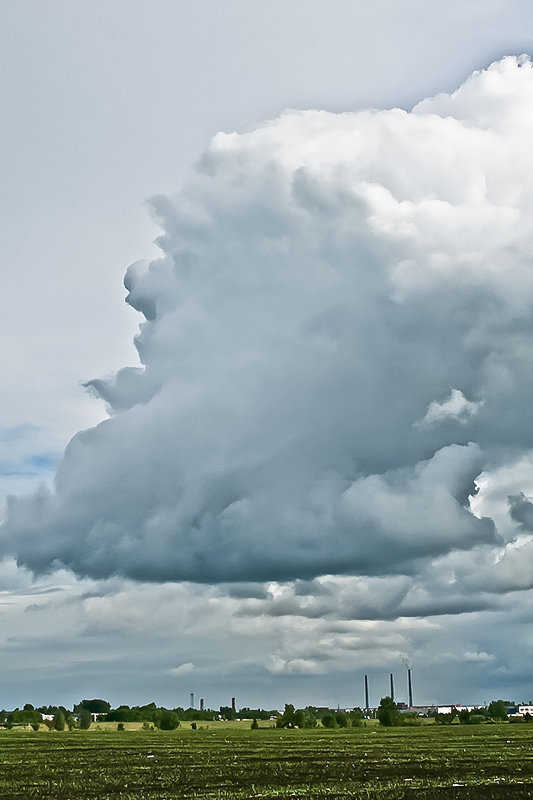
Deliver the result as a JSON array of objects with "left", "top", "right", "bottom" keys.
[{"left": 2, "top": 57, "right": 533, "bottom": 595}]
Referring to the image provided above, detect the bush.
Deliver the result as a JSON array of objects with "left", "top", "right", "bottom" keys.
[
  {"left": 435, "top": 713, "right": 455, "bottom": 725},
  {"left": 31, "top": 722, "right": 40, "bottom": 732},
  {"left": 117, "top": 722, "right": 125, "bottom": 731},
  {"left": 159, "top": 711, "right": 180, "bottom": 730}
]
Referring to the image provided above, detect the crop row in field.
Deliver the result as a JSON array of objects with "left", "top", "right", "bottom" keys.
[{"left": 0, "top": 723, "right": 532, "bottom": 798}]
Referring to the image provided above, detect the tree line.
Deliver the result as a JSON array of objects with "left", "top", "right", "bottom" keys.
[
  {"left": 376, "top": 697, "right": 521, "bottom": 726},
  {"left": 2, "top": 697, "right": 525, "bottom": 731}
]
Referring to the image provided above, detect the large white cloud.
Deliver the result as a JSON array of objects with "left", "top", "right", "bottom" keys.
[{"left": 3, "top": 56, "right": 533, "bottom": 591}]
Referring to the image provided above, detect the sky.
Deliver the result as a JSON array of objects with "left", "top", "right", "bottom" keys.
[{"left": 1, "top": 0, "right": 533, "bottom": 712}]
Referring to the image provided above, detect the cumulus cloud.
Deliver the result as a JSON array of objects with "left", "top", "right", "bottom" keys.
[
  {"left": 464, "top": 651, "right": 495, "bottom": 663},
  {"left": 415, "top": 388, "right": 483, "bottom": 427},
  {"left": 3, "top": 56, "right": 533, "bottom": 594}
]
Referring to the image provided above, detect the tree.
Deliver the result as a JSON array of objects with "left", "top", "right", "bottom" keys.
[
  {"left": 349, "top": 707, "right": 364, "bottom": 727},
  {"left": 294, "top": 709, "right": 306, "bottom": 728},
  {"left": 53, "top": 710, "right": 66, "bottom": 731},
  {"left": 219, "top": 705, "right": 237, "bottom": 721},
  {"left": 488, "top": 700, "right": 508, "bottom": 722},
  {"left": 79, "top": 709, "right": 92, "bottom": 730},
  {"left": 335, "top": 712, "right": 349, "bottom": 728},
  {"left": 321, "top": 713, "right": 336, "bottom": 728},
  {"left": 302, "top": 708, "right": 317, "bottom": 728},
  {"left": 77, "top": 699, "right": 111, "bottom": 715},
  {"left": 377, "top": 697, "right": 402, "bottom": 727},
  {"left": 250, "top": 718, "right": 259, "bottom": 729},
  {"left": 276, "top": 704, "right": 296, "bottom": 728}
]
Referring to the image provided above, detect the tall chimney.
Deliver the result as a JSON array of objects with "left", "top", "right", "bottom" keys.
[
  {"left": 364, "top": 674, "right": 369, "bottom": 710},
  {"left": 408, "top": 668, "right": 413, "bottom": 708},
  {"left": 390, "top": 672, "right": 394, "bottom": 702},
  {"left": 231, "top": 696, "right": 236, "bottom": 713},
  {"left": 190, "top": 692, "right": 194, "bottom": 709},
  {"left": 200, "top": 698, "right": 204, "bottom": 712}
]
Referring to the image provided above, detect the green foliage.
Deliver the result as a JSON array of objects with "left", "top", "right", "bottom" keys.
[
  {"left": 377, "top": 697, "right": 402, "bottom": 727},
  {"left": 79, "top": 709, "right": 92, "bottom": 730},
  {"left": 335, "top": 712, "right": 349, "bottom": 728},
  {"left": 321, "top": 713, "right": 336, "bottom": 728},
  {"left": 435, "top": 712, "right": 456, "bottom": 724},
  {"left": 30, "top": 722, "right": 40, "bottom": 732},
  {"left": 488, "top": 700, "right": 508, "bottom": 721},
  {"left": 53, "top": 710, "right": 66, "bottom": 731},
  {"left": 401, "top": 712, "right": 423, "bottom": 726},
  {"left": 250, "top": 718, "right": 259, "bottom": 729},
  {"left": 294, "top": 709, "right": 306, "bottom": 728},
  {"left": 117, "top": 722, "right": 125, "bottom": 731},
  {"left": 238, "top": 707, "right": 275, "bottom": 721},
  {"left": 349, "top": 707, "right": 364, "bottom": 727},
  {"left": 8, "top": 707, "right": 42, "bottom": 725},
  {"left": 106, "top": 702, "right": 214, "bottom": 724},
  {"left": 159, "top": 710, "right": 180, "bottom": 730},
  {"left": 76, "top": 699, "right": 111, "bottom": 715},
  {"left": 275, "top": 703, "right": 317, "bottom": 729},
  {"left": 276, "top": 703, "right": 296, "bottom": 728},
  {"left": 458, "top": 709, "right": 487, "bottom": 725}
]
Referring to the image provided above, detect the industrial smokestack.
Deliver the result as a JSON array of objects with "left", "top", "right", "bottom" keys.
[
  {"left": 408, "top": 668, "right": 413, "bottom": 708},
  {"left": 200, "top": 698, "right": 204, "bottom": 712},
  {"left": 390, "top": 672, "right": 394, "bottom": 702},
  {"left": 190, "top": 692, "right": 195, "bottom": 709},
  {"left": 232, "top": 696, "right": 236, "bottom": 713},
  {"left": 364, "top": 674, "right": 369, "bottom": 710}
]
